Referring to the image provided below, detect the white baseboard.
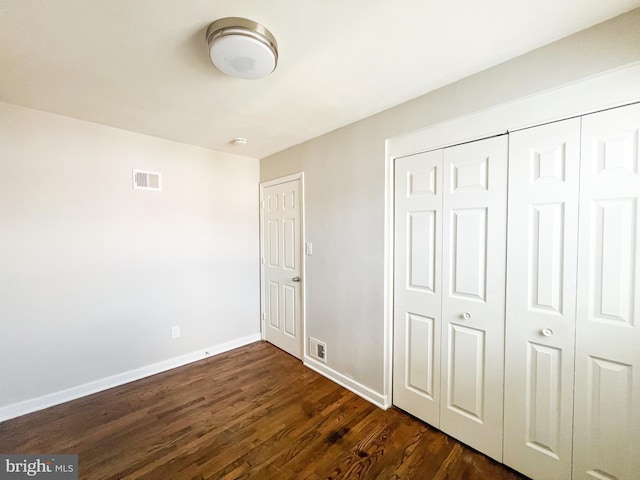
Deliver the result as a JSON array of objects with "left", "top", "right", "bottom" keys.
[
  {"left": 303, "top": 356, "right": 390, "bottom": 410},
  {"left": 0, "top": 333, "right": 261, "bottom": 423}
]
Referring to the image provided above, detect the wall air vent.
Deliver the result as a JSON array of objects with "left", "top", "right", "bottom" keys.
[{"left": 133, "top": 169, "right": 162, "bottom": 191}]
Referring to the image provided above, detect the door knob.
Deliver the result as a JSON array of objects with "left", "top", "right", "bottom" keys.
[
  {"left": 541, "top": 328, "right": 554, "bottom": 337},
  {"left": 462, "top": 312, "right": 471, "bottom": 320},
  {"left": 292, "top": 276, "right": 300, "bottom": 282}
]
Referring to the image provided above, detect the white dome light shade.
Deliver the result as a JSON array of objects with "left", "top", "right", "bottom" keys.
[
  {"left": 206, "top": 18, "right": 278, "bottom": 80},
  {"left": 210, "top": 33, "right": 276, "bottom": 79}
]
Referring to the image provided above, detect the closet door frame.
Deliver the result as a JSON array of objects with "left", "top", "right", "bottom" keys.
[{"left": 385, "top": 64, "right": 640, "bottom": 410}]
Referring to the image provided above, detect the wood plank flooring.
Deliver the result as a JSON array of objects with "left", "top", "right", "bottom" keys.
[{"left": 0, "top": 341, "right": 528, "bottom": 479}]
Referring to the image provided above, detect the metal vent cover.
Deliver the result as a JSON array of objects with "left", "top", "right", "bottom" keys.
[{"left": 133, "top": 169, "right": 162, "bottom": 191}]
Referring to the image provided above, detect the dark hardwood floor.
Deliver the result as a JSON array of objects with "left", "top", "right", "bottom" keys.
[{"left": 0, "top": 341, "right": 528, "bottom": 479}]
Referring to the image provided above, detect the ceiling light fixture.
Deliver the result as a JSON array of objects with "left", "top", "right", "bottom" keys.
[{"left": 206, "top": 17, "right": 278, "bottom": 80}]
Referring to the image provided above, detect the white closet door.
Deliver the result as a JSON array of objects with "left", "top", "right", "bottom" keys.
[
  {"left": 440, "top": 135, "right": 508, "bottom": 462},
  {"left": 574, "top": 103, "right": 640, "bottom": 480},
  {"left": 393, "top": 150, "right": 443, "bottom": 427},
  {"left": 503, "top": 118, "right": 581, "bottom": 480}
]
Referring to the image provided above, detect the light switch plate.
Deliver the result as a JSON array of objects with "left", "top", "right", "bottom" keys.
[{"left": 305, "top": 242, "right": 313, "bottom": 255}]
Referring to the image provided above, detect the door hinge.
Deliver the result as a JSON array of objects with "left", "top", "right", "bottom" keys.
[{"left": 260, "top": 200, "right": 265, "bottom": 209}]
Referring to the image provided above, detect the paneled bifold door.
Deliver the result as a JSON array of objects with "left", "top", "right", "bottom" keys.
[
  {"left": 573, "top": 103, "right": 640, "bottom": 480},
  {"left": 393, "top": 149, "right": 443, "bottom": 428},
  {"left": 504, "top": 104, "right": 640, "bottom": 479},
  {"left": 394, "top": 101, "right": 639, "bottom": 480},
  {"left": 393, "top": 135, "right": 508, "bottom": 462},
  {"left": 504, "top": 118, "right": 581, "bottom": 480}
]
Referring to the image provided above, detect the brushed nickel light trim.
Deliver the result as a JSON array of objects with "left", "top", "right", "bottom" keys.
[{"left": 206, "top": 17, "right": 278, "bottom": 80}]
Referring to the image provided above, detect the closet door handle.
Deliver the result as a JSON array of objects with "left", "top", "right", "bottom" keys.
[
  {"left": 462, "top": 312, "right": 471, "bottom": 320},
  {"left": 541, "top": 328, "right": 554, "bottom": 337}
]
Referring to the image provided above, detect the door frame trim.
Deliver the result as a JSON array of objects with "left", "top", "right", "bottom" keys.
[
  {"left": 384, "top": 64, "right": 640, "bottom": 409},
  {"left": 259, "top": 172, "right": 306, "bottom": 359}
]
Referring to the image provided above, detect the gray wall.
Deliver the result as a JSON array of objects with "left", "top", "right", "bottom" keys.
[
  {"left": 0, "top": 102, "right": 260, "bottom": 408},
  {"left": 260, "top": 9, "right": 640, "bottom": 395}
]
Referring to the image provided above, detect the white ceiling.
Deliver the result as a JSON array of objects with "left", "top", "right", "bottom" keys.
[{"left": 1, "top": 0, "right": 638, "bottom": 158}]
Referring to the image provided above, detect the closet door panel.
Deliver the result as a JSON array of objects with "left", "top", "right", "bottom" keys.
[
  {"left": 393, "top": 150, "right": 443, "bottom": 427},
  {"left": 440, "top": 135, "right": 508, "bottom": 462},
  {"left": 574, "top": 103, "right": 640, "bottom": 480},
  {"left": 504, "top": 118, "right": 581, "bottom": 480}
]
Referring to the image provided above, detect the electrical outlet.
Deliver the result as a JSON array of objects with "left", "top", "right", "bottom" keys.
[
  {"left": 309, "top": 337, "right": 327, "bottom": 363},
  {"left": 171, "top": 326, "right": 180, "bottom": 339}
]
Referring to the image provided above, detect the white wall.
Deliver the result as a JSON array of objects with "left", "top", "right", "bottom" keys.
[
  {"left": 260, "top": 9, "right": 640, "bottom": 399},
  {"left": 0, "top": 102, "right": 260, "bottom": 411}
]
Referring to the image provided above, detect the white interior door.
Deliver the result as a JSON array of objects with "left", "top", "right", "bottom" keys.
[
  {"left": 503, "top": 118, "right": 581, "bottom": 480},
  {"left": 261, "top": 178, "right": 302, "bottom": 358},
  {"left": 440, "top": 135, "right": 508, "bottom": 462},
  {"left": 393, "top": 150, "right": 443, "bottom": 427},
  {"left": 573, "top": 103, "right": 640, "bottom": 479}
]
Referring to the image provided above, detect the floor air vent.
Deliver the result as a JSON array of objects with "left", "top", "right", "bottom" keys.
[
  {"left": 309, "top": 337, "right": 327, "bottom": 362},
  {"left": 133, "top": 169, "right": 162, "bottom": 191}
]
